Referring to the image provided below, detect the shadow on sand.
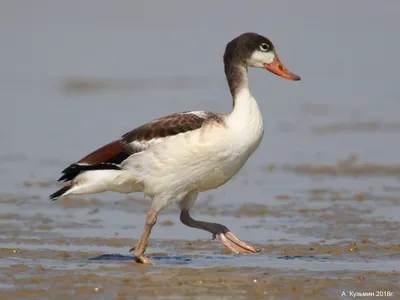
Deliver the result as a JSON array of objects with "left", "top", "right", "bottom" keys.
[{"left": 89, "top": 254, "right": 330, "bottom": 264}]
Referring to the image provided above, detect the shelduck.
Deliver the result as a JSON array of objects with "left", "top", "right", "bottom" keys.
[{"left": 50, "top": 32, "right": 301, "bottom": 264}]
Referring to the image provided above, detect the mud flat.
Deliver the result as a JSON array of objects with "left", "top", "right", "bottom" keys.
[{"left": 1, "top": 172, "right": 399, "bottom": 300}]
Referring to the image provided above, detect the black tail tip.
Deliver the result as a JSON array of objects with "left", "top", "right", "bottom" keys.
[{"left": 49, "top": 186, "right": 71, "bottom": 201}]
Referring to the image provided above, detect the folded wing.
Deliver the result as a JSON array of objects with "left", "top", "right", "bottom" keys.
[{"left": 56, "top": 111, "right": 222, "bottom": 183}]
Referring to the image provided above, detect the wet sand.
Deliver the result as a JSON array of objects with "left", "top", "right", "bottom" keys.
[
  {"left": 1, "top": 248, "right": 398, "bottom": 300},
  {"left": 1, "top": 171, "right": 399, "bottom": 299}
]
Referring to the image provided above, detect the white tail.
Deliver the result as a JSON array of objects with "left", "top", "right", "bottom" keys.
[{"left": 50, "top": 170, "right": 142, "bottom": 200}]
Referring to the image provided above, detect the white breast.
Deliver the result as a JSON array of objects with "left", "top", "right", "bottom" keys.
[{"left": 122, "top": 93, "right": 263, "bottom": 198}]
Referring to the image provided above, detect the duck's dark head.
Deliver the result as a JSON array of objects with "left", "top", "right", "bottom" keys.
[{"left": 223, "top": 32, "right": 300, "bottom": 81}]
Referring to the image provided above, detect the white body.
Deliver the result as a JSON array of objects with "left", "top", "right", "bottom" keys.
[{"left": 67, "top": 88, "right": 264, "bottom": 210}]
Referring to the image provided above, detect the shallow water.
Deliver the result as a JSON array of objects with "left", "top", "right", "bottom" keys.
[{"left": 1, "top": 1, "right": 400, "bottom": 299}]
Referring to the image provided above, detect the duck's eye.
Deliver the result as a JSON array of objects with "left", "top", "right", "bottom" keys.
[{"left": 259, "top": 43, "right": 270, "bottom": 52}]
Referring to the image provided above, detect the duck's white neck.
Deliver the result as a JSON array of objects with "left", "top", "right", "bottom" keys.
[{"left": 225, "top": 64, "right": 261, "bottom": 123}]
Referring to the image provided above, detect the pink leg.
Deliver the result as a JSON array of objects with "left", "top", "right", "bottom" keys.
[
  {"left": 180, "top": 210, "right": 260, "bottom": 254},
  {"left": 129, "top": 209, "right": 157, "bottom": 264}
]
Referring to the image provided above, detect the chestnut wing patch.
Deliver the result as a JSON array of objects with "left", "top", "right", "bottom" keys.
[{"left": 58, "top": 140, "right": 129, "bottom": 182}]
